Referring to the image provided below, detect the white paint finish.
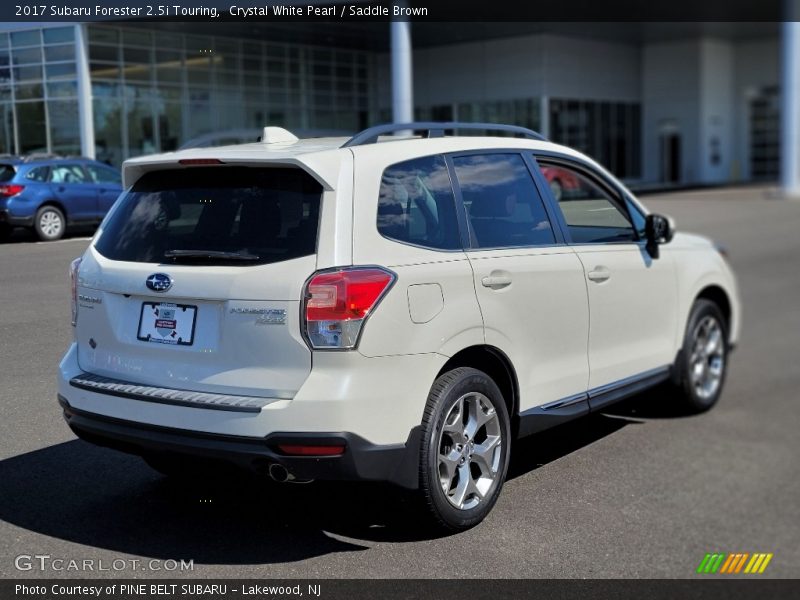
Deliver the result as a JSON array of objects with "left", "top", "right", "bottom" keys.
[
  {"left": 354, "top": 260, "right": 483, "bottom": 358},
  {"left": 75, "top": 249, "right": 316, "bottom": 397},
  {"left": 572, "top": 243, "right": 679, "bottom": 389},
  {"left": 60, "top": 343, "right": 444, "bottom": 445},
  {"left": 407, "top": 283, "right": 444, "bottom": 324},
  {"left": 467, "top": 247, "right": 590, "bottom": 411}
]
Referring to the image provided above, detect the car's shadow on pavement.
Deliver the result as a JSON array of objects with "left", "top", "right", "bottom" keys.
[{"left": 0, "top": 390, "right": 683, "bottom": 563}]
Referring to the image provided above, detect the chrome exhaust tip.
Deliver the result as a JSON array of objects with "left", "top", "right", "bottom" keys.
[{"left": 268, "top": 463, "right": 289, "bottom": 483}]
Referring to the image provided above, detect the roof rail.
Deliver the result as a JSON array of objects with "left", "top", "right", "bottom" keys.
[{"left": 341, "top": 121, "right": 547, "bottom": 148}]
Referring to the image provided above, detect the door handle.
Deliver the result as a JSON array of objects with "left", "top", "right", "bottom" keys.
[
  {"left": 587, "top": 267, "right": 611, "bottom": 283},
  {"left": 481, "top": 275, "right": 512, "bottom": 289}
]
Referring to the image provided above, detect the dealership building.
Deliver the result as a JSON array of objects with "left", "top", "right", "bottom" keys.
[{"left": 0, "top": 19, "right": 796, "bottom": 190}]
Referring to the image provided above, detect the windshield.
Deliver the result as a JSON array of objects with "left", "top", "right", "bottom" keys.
[{"left": 95, "top": 166, "right": 322, "bottom": 266}]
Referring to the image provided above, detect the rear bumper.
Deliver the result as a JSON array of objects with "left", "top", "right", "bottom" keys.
[
  {"left": 59, "top": 395, "right": 422, "bottom": 489},
  {"left": 0, "top": 208, "right": 33, "bottom": 227}
]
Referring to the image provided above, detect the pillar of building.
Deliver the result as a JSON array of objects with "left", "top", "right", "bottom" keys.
[
  {"left": 390, "top": 19, "right": 413, "bottom": 128},
  {"left": 781, "top": 2, "right": 800, "bottom": 197},
  {"left": 74, "top": 24, "right": 95, "bottom": 159}
]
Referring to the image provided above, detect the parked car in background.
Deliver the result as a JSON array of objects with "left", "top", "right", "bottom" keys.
[
  {"left": 0, "top": 157, "right": 122, "bottom": 242},
  {"left": 540, "top": 164, "right": 581, "bottom": 200}
]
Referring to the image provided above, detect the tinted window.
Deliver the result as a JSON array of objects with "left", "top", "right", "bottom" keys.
[
  {"left": 49, "top": 164, "right": 88, "bottom": 184},
  {"left": 377, "top": 155, "right": 460, "bottom": 250},
  {"left": 453, "top": 153, "right": 555, "bottom": 249},
  {"left": 85, "top": 164, "right": 122, "bottom": 185},
  {"left": 95, "top": 167, "right": 322, "bottom": 266},
  {"left": 0, "top": 165, "right": 15, "bottom": 183},
  {"left": 26, "top": 166, "right": 49, "bottom": 182},
  {"left": 539, "top": 162, "right": 635, "bottom": 243}
]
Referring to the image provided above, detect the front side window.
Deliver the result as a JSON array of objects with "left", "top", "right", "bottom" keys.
[
  {"left": 85, "top": 164, "right": 122, "bottom": 185},
  {"left": 95, "top": 167, "right": 322, "bottom": 265},
  {"left": 377, "top": 154, "right": 460, "bottom": 250},
  {"left": 538, "top": 161, "right": 635, "bottom": 243},
  {"left": 453, "top": 153, "right": 555, "bottom": 249}
]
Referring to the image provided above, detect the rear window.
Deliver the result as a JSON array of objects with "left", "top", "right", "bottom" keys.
[{"left": 95, "top": 167, "right": 322, "bottom": 265}]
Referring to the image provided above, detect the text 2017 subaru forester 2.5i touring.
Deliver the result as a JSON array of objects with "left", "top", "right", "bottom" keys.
[{"left": 58, "top": 123, "right": 740, "bottom": 531}]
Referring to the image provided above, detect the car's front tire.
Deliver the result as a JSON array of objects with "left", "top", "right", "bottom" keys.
[
  {"left": 34, "top": 205, "right": 65, "bottom": 241},
  {"left": 419, "top": 367, "right": 511, "bottom": 532},
  {"left": 673, "top": 299, "right": 729, "bottom": 413}
]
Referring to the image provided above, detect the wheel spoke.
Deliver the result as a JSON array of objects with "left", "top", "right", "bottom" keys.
[
  {"left": 449, "top": 463, "right": 472, "bottom": 508},
  {"left": 464, "top": 394, "right": 495, "bottom": 440},
  {"left": 439, "top": 450, "right": 460, "bottom": 490},
  {"left": 442, "top": 397, "right": 465, "bottom": 437},
  {"left": 705, "top": 325, "right": 723, "bottom": 356},
  {"left": 471, "top": 435, "right": 501, "bottom": 476}
]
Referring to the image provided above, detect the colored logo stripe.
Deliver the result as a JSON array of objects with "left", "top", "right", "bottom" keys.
[{"left": 698, "top": 552, "right": 773, "bottom": 574}]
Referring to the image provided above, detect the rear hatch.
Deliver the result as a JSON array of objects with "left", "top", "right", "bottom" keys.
[{"left": 74, "top": 165, "right": 322, "bottom": 399}]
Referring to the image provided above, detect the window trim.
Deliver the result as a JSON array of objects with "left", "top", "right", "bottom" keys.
[
  {"left": 447, "top": 149, "right": 566, "bottom": 252},
  {"left": 531, "top": 151, "right": 643, "bottom": 246}
]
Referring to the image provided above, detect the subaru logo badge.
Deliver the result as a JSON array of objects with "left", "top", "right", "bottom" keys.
[{"left": 146, "top": 273, "right": 172, "bottom": 292}]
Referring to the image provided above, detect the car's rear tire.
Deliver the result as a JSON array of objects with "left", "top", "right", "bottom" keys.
[
  {"left": 672, "top": 299, "right": 729, "bottom": 413},
  {"left": 34, "top": 205, "right": 65, "bottom": 241},
  {"left": 419, "top": 367, "right": 511, "bottom": 532},
  {"left": 0, "top": 223, "right": 11, "bottom": 242}
]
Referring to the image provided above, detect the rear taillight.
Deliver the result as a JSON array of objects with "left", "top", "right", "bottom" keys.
[
  {"left": 303, "top": 267, "right": 395, "bottom": 350},
  {"left": 0, "top": 184, "right": 24, "bottom": 197},
  {"left": 70, "top": 257, "right": 82, "bottom": 326}
]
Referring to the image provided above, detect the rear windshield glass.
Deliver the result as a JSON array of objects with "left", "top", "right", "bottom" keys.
[
  {"left": 95, "top": 167, "right": 322, "bottom": 265},
  {"left": 0, "top": 165, "right": 16, "bottom": 182}
]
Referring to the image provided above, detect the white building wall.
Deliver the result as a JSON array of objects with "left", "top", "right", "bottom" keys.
[
  {"left": 376, "top": 33, "right": 641, "bottom": 108},
  {"left": 642, "top": 40, "right": 701, "bottom": 183},
  {"left": 699, "top": 39, "right": 735, "bottom": 184}
]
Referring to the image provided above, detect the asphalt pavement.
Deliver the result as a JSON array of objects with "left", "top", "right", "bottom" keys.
[{"left": 1, "top": 185, "right": 798, "bottom": 579}]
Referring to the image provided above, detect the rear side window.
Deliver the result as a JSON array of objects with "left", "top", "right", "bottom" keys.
[
  {"left": 0, "top": 165, "right": 16, "bottom": 182},
  {"left": 452, "top": 153, "right": 555, "bottom": 249},
  {"left": 26, "top": 166, "right": 49, "bottom": 181},
  {"left": 377, "top": 155, "right": 460, "bottom": 250},
  {"left": 95, "top": 167, "right": 322, "bottom": 265}
]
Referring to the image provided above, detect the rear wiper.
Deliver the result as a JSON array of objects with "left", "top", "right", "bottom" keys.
[{"left": 164, "top": 249, "right": 261, "bottom": 261}]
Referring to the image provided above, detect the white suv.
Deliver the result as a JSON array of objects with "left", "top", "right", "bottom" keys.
[{"left": 58, "top": 123, "right": 740, "bottom": 531}]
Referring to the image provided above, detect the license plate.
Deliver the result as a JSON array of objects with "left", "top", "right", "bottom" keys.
[{"left": 137, "top": 302, "right": 197, "bottom": 346}]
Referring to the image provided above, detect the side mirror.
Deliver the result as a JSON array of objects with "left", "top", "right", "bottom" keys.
[{"left": 645, "top": 213, "right": 674, "bottom": 259}]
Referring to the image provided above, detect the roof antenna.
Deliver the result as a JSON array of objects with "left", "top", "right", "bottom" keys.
[{"left": 260, "top": 127, "right": 299, "bottom": 144}]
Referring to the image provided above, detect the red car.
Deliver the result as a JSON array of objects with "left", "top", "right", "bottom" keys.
[{"left": 541, "top": 165, "right": 582, "bottom": 200}]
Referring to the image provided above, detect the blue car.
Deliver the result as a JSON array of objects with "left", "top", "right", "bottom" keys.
[{"left": 0, "top": 157, "right": 123, "bottom": 241}]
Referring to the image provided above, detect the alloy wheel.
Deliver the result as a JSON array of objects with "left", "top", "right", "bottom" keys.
[
  {"left": 689, "top": 315, "right": 725, "bottom": 400},
  {"left": 437, "top": 392, "right": 503, "bottom": 510}
]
